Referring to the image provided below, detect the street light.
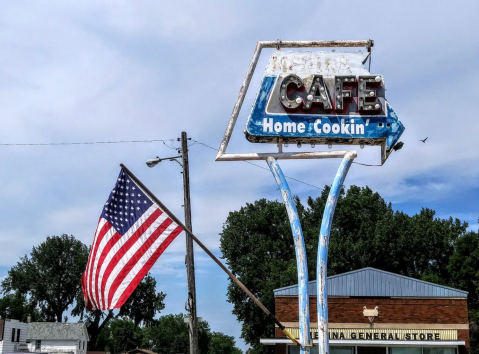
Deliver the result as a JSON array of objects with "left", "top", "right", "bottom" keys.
[
  {"left": 146, "top": 131, "right": 199, "bottom": 354},
  {"left": 146, "top": 156, "right": 182, "bottom": 168}
]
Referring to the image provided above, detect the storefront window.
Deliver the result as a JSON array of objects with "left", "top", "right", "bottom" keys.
[
  {"left": 389, "top": 347, "right": 422, "bottom": 354},
  {"left": 289, "top": 346, "right": 354, "bottom": 354},
  {"left": 423, "top": 348, "right": 456, "bottom": 354},
  {"left": 331, "top": 347, "right": 355, "bottom": 354},
  {"left": 357, "top": 346, "right": 386, "bottom": 354}
]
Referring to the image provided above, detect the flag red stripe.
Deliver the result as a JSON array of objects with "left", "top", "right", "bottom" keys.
[
  {"left": 97, "top": 208, "right": 163, "bottom": 308},
  {"left": 115, "top": 225, "right": 183, "bottom": 308},
  {"left": 81, "top": 272, "right": 91, "bottom": 310},
  {"left": 87, "top": 219, "right": 112, "bottom": 309},
  {"left": 92, "top": 223, "right": 116, "bottom": 309},
  {"left": 96, "top": 228, "right": 122, "bottom": 310},
  {"left": 107, "top": 217, "right": 174, "bottom": 307},
  {"left": 85, "top": 218, "right": 103, "bottom": 309}
]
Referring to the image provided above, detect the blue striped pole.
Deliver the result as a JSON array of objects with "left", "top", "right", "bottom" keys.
[
  {"left": 317, "top": 152, "right": 354, "bottom": 354},
  {"left": 267, "top": 157, "right": 311, "bottom": 353}
]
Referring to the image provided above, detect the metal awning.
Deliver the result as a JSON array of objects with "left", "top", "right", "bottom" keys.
[{"left": 260, "top": 339, "right": 466, "bottom": 347}]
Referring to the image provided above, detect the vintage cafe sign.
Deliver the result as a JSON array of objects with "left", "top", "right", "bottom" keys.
[{"left": 244, "top": 51, "right": 405, "bottom": 163}]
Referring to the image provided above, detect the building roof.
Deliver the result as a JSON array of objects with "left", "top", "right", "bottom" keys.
[
  {"left": 273, "top": 267, "right": 468, "bottom": 298},
  {"left": 125, "top": 349, "right": 157, "bottom": 354},
  {"left": 27, "top": 322, "right": 89, "bottom": 341}
]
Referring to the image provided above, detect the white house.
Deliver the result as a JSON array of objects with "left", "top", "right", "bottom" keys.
[
  {"left": 27, "top": 323, "right": 89, "bottom": 354},
  {"left": 0, "top": 319, "right": 29, "bottom": 354}
]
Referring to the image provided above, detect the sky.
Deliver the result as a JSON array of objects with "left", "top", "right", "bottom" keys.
[{"left": 1, "top": 1, "right": 479, "bottom": 351}]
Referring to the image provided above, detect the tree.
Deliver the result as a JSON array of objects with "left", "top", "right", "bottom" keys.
[
  {"left": 448, "top": 231, "right": 479, "bottom": 310},
  {"left": 99, "top": 318, "right": 143, "bottom": 354},
  {"left": 208, "top": 332, "right": 243, "bottom": 354},
  {"left": 0, "top": 293, "right": 43, "bottom": 322},
  {"left": 219, "top": 186, "right": 472, "bottom": 353},
  {"left": 141, "top": 313, "right": 212, "bottom": 354},
  {"left": 220, "top": 199, "right": 300, "bottom": 354},
  {"left": 117, "top": 274, "right": 166, "bottom": 327},
  {"left": 448, "top": 230, "right": 479, "bottom": 354},
  {"left": 1, "top": 234, "right": 89, "bottom": 322},
  {"left": 73, "top": 274, "right": 166, "bottom": 350}
]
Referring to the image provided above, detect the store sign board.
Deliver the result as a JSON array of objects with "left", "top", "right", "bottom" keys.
[
  {"left": 245, "top": 51, "right": 405, "bottom": 163},
  {"left": 286, "top": 328, "right": 458, "bottom": 341}
]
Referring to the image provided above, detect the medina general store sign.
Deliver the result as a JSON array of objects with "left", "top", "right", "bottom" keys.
[{"left": 288, "top": 328, "right": 458, "bottom": 341}]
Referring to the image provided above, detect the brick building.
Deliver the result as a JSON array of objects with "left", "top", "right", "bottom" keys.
[{"left": 261, "top": 268, "right": 469, "bottom": 354}]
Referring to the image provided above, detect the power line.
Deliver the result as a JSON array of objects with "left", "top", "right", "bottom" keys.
[
  {"left": 352, "top": 161, "right": 382, "bottom": 167},
  {"left": 0, "top": 135, "right": 374, "bottom": 187},
  {"left": 192, "top": 140, "right": 323, "bottom": 190},
  {"left": 0, "top": 139, "right": 171, "bottom": 146}
]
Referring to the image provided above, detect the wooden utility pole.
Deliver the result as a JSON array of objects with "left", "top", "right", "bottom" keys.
[{"left": 181, "top": 131, "right": 199, "bottom": 354}]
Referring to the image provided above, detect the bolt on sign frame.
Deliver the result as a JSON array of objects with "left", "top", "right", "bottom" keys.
[{"left": 216, "top": 40, "right": 403, "bottom": 354}]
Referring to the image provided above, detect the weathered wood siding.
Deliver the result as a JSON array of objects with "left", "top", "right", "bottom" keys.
[
  {"left": 0, "top": 320, "right": 28, "bottom": 354},
  {"left": 27, "top": 339, "right": 88, "bottom": 354}
]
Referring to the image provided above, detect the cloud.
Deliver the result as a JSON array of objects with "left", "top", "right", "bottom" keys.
[{"left": 1, "top": 1, "right": 479, "bottom": 350}]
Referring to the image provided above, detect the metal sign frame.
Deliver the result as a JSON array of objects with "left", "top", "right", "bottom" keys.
[
  {"left": 216, "top": 40, "right": 373, "bottom": 162},
  {"left": 215, "top": 40, "right": 402, "bottom": 354}
]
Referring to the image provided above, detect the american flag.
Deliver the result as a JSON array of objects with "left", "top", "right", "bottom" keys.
[{"left": 82, "top": 168, "right": 183, "bottom": 310}]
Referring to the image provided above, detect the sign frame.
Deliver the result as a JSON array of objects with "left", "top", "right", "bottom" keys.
[{"left": 216, "top": 40, "right": 378, "bottom": 163}]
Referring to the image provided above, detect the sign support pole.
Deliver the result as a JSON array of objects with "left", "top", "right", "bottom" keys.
[
  {"left": 267, "top": 157, "right": 311, "bottom": 353},
  {"left": 317, "top": 152, "right": 355, "bottom": 354}
]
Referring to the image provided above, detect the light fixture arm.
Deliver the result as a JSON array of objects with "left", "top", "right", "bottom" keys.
[{"left": 146, "top": 155, "right": 182, "bottom": 168}]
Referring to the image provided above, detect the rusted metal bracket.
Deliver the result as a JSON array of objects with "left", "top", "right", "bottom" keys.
[
  {"left": 216, "top": 40, "right": 373, "bottom": 162},
  {"left": 276, "top": 39, "right": 282, "bottom": 50}
]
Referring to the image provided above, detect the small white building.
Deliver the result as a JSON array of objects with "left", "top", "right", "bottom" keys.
[
  {"left": 27, "top": 323, "right": 89, "bottom": 354},
  {"left": 0, "top": 319, "right": 29, "bottom": 354}
]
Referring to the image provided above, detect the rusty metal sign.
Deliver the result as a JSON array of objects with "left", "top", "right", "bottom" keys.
[
  {"left": 245, "top": 50, "right": 404, "bottom": 164},
  {"left": 216, "top": 40, "right": 405, "bottom": 164}
]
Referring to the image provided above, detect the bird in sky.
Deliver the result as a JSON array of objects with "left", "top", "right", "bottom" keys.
[{"left": 420, "top": 137, "right": 428, "bottom": 143}]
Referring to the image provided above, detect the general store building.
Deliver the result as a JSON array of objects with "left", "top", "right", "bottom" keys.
[{"left": 261, "top": 268, "right": 470, "bottom": 354}]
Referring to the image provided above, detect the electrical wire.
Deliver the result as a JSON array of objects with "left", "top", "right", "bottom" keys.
[
  {"left": 0, "top": 135, "right": 380, "bottom": 179},
  {"left": 162, "top": 140, "right": 179, "bottom": 150},
  {"left": 0, "top": 139, "right": 169, "bottom": 146},
  {"left": 352, "top": 161, "right": 382, "bottom": 167},
  {"left": 192, "top": 140, "right": 323, "bottom": 190}
]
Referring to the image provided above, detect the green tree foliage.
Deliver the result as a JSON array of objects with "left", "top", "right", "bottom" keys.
[
  {"left": 208, "top": 332, "right": 243, "bottom": 354},
  {"left": 99, "top": 318, "right": 143, "bottom": 354},
  {"left": 0, "top": 293, "right": 43, "bottom": 322},
  {"left": 118, "top": 274, "right": 166, "bottom": 327},
  {"left": 142, "top": 313, "right": 188, "bottom": 354},
  {"left": 73, "top": 274, "right": 166, "bottom": 350},
  {"left": 142, "top": 313, "right": 204, "bottom": 354},
  {"left": 448, "top": 231, "right": 479, "bottom": 310},
  {"left": 448, "top": 230, "right": 479, "bottom": 354},
  {"left": 219, "top": 185, "right": 475, "bottom": 353},
  {"left": 1, "top": 234, "right": 89, "bottom": 322},
  {"left": 141, "top": 314, "right": 242, "bottom": 354},
  {"left": 219, "top": 199, "right": 300, "bottom": 353}
]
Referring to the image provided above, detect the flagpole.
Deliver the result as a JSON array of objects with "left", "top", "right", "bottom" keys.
[{"left": 120, "top": 163, "right": 301, "bottom": 347}]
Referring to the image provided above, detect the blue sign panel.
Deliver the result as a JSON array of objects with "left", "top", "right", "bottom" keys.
[{"left": 245, "top": 51, "right": 405, "bottom": 163}]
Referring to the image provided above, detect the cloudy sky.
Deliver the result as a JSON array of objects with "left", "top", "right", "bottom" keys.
[{"left": 1, "top": 1, "right": 478, "bottom": 350}]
